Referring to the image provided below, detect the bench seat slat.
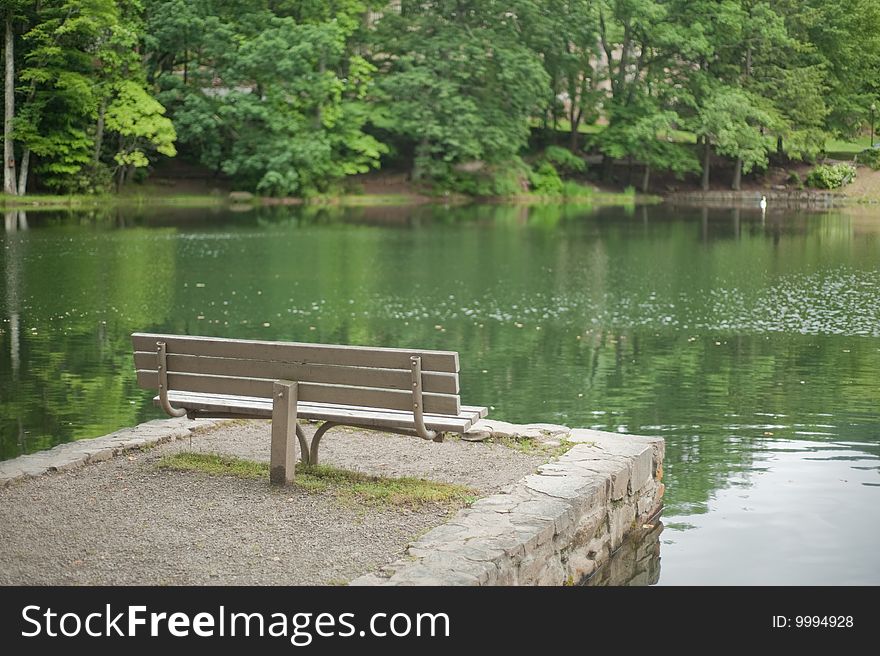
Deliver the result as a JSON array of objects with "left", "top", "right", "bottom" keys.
[
  {"left": 133, "top": 351, "right": 459, "bottom": 395},
  {"left": 157, "top": 392, "right": 486, "bottom": 433},
  {"left": 160, "top": 391, "right": 488, "bottom": 422},
  {"left": 132, "top": 333, "right": 459, "bottom": 373},
  {"left": 461, "top": 404, "right": 490, "bottom": 419},
  {"left": 137, "top": 370, "right": 460, "bottom": 415}
]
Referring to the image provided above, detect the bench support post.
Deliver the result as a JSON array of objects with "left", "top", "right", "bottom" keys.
[
  {"left": 270, "top": 380, "right": 298, "bottom": 485},
  {"left": 410, "top": 356, "right": 438, "bottom": 441}
]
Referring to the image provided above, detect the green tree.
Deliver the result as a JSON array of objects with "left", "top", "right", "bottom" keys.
[
  {"left": 697, "top": 86, "right": 778, "bottom": 190},
  {"left": 104, "top": 80, "right": 176, "bottom": 189},
  {"left": 594, "top": 0, "right": 707, "bottom": 180},
  {"left": 370, "top": 0, "right": 549, "bottom": 185},
  {"left": 601, "top": 100, "right": 698, "bottom": 191},
  {"left": 5, "top": 1, "right": 175, "bottom": 193},
  {"left": 781, "top": 0, "right": 880, "bottom": 138},
  {"left": 525, "top": 0, "right": 601, "bottom": 151},
  {"left": 680, "top": 0, "right": 816, "bottom": 188},
  {"left": 148, "top": 1, "right": 383, "bottom": 196}
]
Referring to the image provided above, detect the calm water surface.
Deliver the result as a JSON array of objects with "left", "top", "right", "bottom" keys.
[{"left": 2, "top": 202, "right": 878, "bottom": 584}]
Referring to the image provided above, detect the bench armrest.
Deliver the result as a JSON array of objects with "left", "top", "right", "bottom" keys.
[
  {"left": 410, "top": 356, "right": 437, "bottom": 441},
  {"left": 157, "top": 341, "right": 187, "bottom": 417}
]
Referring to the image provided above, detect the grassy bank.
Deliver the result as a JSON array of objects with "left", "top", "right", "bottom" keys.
[
  {"left": 0, "top": 191, "right": 227, "bottom": 212},
  {"left": 492, "top": 190, "right": 662, "bottom": 206},
  {"left": 1, "top": 186, "right": 659, "bottom": 213}
]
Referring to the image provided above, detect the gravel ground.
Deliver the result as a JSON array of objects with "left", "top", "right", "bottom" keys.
[{"left": 0, "top": 421, "right": 547, "bottom": 585}]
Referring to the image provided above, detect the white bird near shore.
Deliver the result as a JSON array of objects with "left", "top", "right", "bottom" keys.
[{"left": 760, "top": 195, "right": 767, "bottom": 211}]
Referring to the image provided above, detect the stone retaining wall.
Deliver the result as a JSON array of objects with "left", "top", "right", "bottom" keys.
[
  {"left": 351, "top": 427, "right": 664, "bottom": 586},
  {"left": 666, "top": 189, "right": 844, "bottom": 207},
  {"left": 0, "top": 418, "right": 224, "bottom": 488},
  {"left": 584, "top": 522, "right": 662, "bottom": 586}
]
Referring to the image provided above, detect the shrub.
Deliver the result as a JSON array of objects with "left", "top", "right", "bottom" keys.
[
  {"left": 856, "top": 148, "right": 880, "bottom": 170},
  {"left": 45, "top": 162, "right": 114, "bottom": 194},
  {"left": 423, "top": 158, "right": 530, "bottom": 197},
  {"left": 528, "top": 162, "right": 564, "bottom": 195},
  {"left": 561, "top": 180, "right": 594, "bottom": 198},
  {"left": 490, "top": 158, "right": 531, "bottom": 196},
  {"left": 541, "top": 145, "right": 586, "bottom": 175},
  {"left": 805, "top": 163, "right": 856, "bottom": 189}
]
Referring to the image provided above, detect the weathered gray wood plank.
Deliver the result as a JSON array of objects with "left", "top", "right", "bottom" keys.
[
  {"left": 133, "top": 351, "right": 459, "bottom": 395},
  {"left": 158, "top": 392, "right": 481, "bottom": 432},
  {"left": 137, "top": 370, "right": 460, "bottom": 415},
  {"left": 132, "top": 333, "right": 459, "bottom": 372}
]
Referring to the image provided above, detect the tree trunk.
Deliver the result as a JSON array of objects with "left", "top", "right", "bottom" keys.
[
  {"left": 16, "top": 146, "right": 27, "bottom": 195},
  {"left": 731, "top": 158, "right": 742, "bottom": 190},
  {"left": 701, "top": 140, "right": 711, "bottom": 191},
  {"left": 116, "top": 164, "right": 126, "bottom": 192},
  {"left": 412, "top": 138, "right": 429, "bottom": 181},
  {"left": 4, "top": 17, "right": 16, "bottom": 195},
  {"left": 642, "top": 164, "right": 650, "bottom": 193},
  {"left": 569, "top": 127, "right": 579, "bottom": 152},
  {"left": 601, "top": 154, "right": 613, "bottom": 182},
  {"left": 776, "top": 135, "right": 783, "bottom": 158},
  {"left": 94, "top": 99, "right": 107, "bottom": 163}
]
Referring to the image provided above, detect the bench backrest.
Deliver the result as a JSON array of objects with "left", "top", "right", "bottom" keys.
[{"left": 132, "top": 333, "right": 461, "bottom": 416}]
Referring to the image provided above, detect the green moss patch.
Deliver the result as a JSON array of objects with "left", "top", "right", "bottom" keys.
[
  {"left": 156, "top": 452, "right": 477, "bottom": 509},
  {"left": 494, "top": 436, "right": 576, "bottom": 459}
]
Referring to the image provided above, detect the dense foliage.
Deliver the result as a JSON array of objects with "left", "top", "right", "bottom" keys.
[
  {"left": 805, "top": 163, "right": 856, "bottom": 189},
  {"left": 1, "top": 1, "right": 878, "bottom": 195}
]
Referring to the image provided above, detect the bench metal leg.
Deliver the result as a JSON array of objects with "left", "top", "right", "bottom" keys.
[
  {"left": 270, "top": 380, "right": 298, "bottom": 485},
  {"left": 410, "top": 356, "right": 437, "bottom": 441},
  {"left": 156, "top": 342, "right": 187, "bottom": 418},
  {"left": 304, "top": 421, "right": 443, "bottom": 465},
  {"left": 308, "top": 421, "right": 341, "bottom": 466},
  {"left": 295, "top": 423, "right": 311, "bottom": 466}
]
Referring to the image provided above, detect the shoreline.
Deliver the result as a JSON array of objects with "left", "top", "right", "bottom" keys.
[
  {"left": 2, "top": 184, "right": 874, "bottom": 215},
  {"left": 0, "top": 189, "right": 653, "bottom": 213}
]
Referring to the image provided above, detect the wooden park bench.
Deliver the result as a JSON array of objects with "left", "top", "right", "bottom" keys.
[{"left": 131, "top": 333, "right": 488, "bottom": 485}]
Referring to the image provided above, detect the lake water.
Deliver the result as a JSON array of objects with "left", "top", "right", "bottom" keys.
[{"left": 2, "top": 202, "right": 878, "bottom": 584}]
